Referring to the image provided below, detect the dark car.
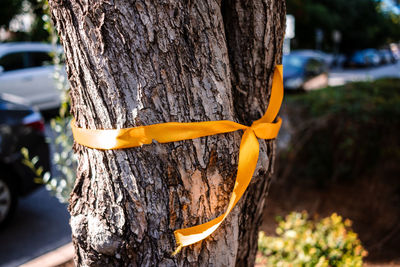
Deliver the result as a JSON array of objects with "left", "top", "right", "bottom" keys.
[
  {"left": 378, "top": 49, "right": 393, "bottom": 65},
  {"left": 345, "top": 49, "right": 381, "bottom": 68},
  {"left": 283, "top": 51, "right": 329, "bottom": 91},
  {"left": 0, "top": 93, "right": 50, "bottom": 226},
  {"left": 364, "top": 49, "right": 381, "bottom": 66}
]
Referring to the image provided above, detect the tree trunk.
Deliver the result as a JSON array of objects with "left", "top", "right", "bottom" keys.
[{"left": 49, "top": 1, "right": 285, "bottom": 266}]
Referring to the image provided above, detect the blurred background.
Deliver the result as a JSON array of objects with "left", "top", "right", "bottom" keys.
[
  {"left": 0, "top": 0, "right": 399, "bottom": 266},
  {"left": 259, "top": 0, "right": 400, "bottom": 266}
]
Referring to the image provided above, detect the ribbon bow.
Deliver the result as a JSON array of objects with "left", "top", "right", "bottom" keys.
[{"left": 71, "top": 65, "right": 283, "bottom": 254}]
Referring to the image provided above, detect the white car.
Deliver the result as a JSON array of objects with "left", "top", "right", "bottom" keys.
[{"left": 0, "top": 42, "right": 65, "bottom": 110}]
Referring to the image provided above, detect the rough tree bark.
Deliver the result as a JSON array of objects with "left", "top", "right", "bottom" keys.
[{"left": 49, "top": 0, "right": 285, "bottom": 266}]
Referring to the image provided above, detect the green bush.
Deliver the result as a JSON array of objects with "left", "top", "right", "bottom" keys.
[
  {"left": 288, "top": 79, "right": 400, "bottom": 120},
  {"left": 258, "top": 212, "right": 367, "bottom": 266},
  {"left": 281, "top": 79, "right": 400, "bottom": 186}
]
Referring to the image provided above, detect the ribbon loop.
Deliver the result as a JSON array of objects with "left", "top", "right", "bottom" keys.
[{"left": 70, "top": 65, "right": 284, "bottom": 253}]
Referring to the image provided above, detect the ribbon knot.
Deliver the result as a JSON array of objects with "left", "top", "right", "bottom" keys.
[
  {"left": 70, "top": 65, "right": 283, "bottom": 255},
  {"left": 250, "top": 117, "right": 282, "bottom": 140}
]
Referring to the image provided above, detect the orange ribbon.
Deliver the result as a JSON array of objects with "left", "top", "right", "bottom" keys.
[{"left": 71, "top": 65, "right": 283, "bottom": 254}]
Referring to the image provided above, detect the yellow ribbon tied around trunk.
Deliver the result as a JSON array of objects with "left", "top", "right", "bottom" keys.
[{"left": 71, "top": 65, "right": 284, "bottom": 254}]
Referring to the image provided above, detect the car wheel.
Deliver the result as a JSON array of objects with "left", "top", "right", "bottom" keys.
[{"left": 0, "top": 177, "right": 17, "bottom": 227}]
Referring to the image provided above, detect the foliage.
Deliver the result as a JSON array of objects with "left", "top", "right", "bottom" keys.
[
  {"left": 22, "top": 0, "right": 75, "bottom": 203},
  {"left": 21, "top": 123, "right": 75, "bottom": 202},
  {"left": 287, "top": 0, "right": 400, "bottom": 52},
  {"left": 21, "top": 147, "right": 48, "bottom": 184},
  {"left": 1, "top": 0, "right": 49, "bottom": 42},
  {"left": 22, "top": 75, "right": 74, "bottom": 204},
  {"left": 282, "top": 79, "right": 400, "bottom": 186},
  {"left": 26, "top": 0, "right": 50, "bottom": 41},
  {"left": 288, "top": 78, "right": 400, "bottom": 120},
  {"left": 0, "top": 0, "right": 24, "bottom": 28},
  {"left": 257, "top": 212, "right": 367, "bottom": 266}
]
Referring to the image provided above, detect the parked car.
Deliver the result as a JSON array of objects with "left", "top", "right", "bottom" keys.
[
  {"left": 314, "top": 50, "right": 335, "bottom": 68},
  {"left": 283, "top": 51, "right": 329, "bottom": 91},
  {"left": 331, "top": 54, "right": 346, "bottom": 68},
  {"left": 345, "top": 49, "right": 381, "bottom": 68},
  {"left": 345, "top": 50, "right": 366, "bottom": 67},
  {"left": 0, "top": 42, "right": 65, "bottom": 111},
  {"left": 0, "top": 93, "right": 50, "bottom": 227},
  {"left": 378, "top": 49, "right": 393, "bottom": 65},
  {"left": 364, "top": 49, "right": 381, "bottom": 66}
]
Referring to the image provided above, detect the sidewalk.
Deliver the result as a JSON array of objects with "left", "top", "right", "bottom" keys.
[{"left": 20, "top": 243, "right": 74, "bottom": 267}]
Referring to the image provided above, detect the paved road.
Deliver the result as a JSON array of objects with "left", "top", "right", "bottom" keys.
[
  {"left": 0, "top": 123, "right": 71, "bottom": 267},
  {"left": 329, "top": 61, "right": 400, "bottom": 86},
  {"left": 0, "top": 188, "right": 71, "bottom": 267}
]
